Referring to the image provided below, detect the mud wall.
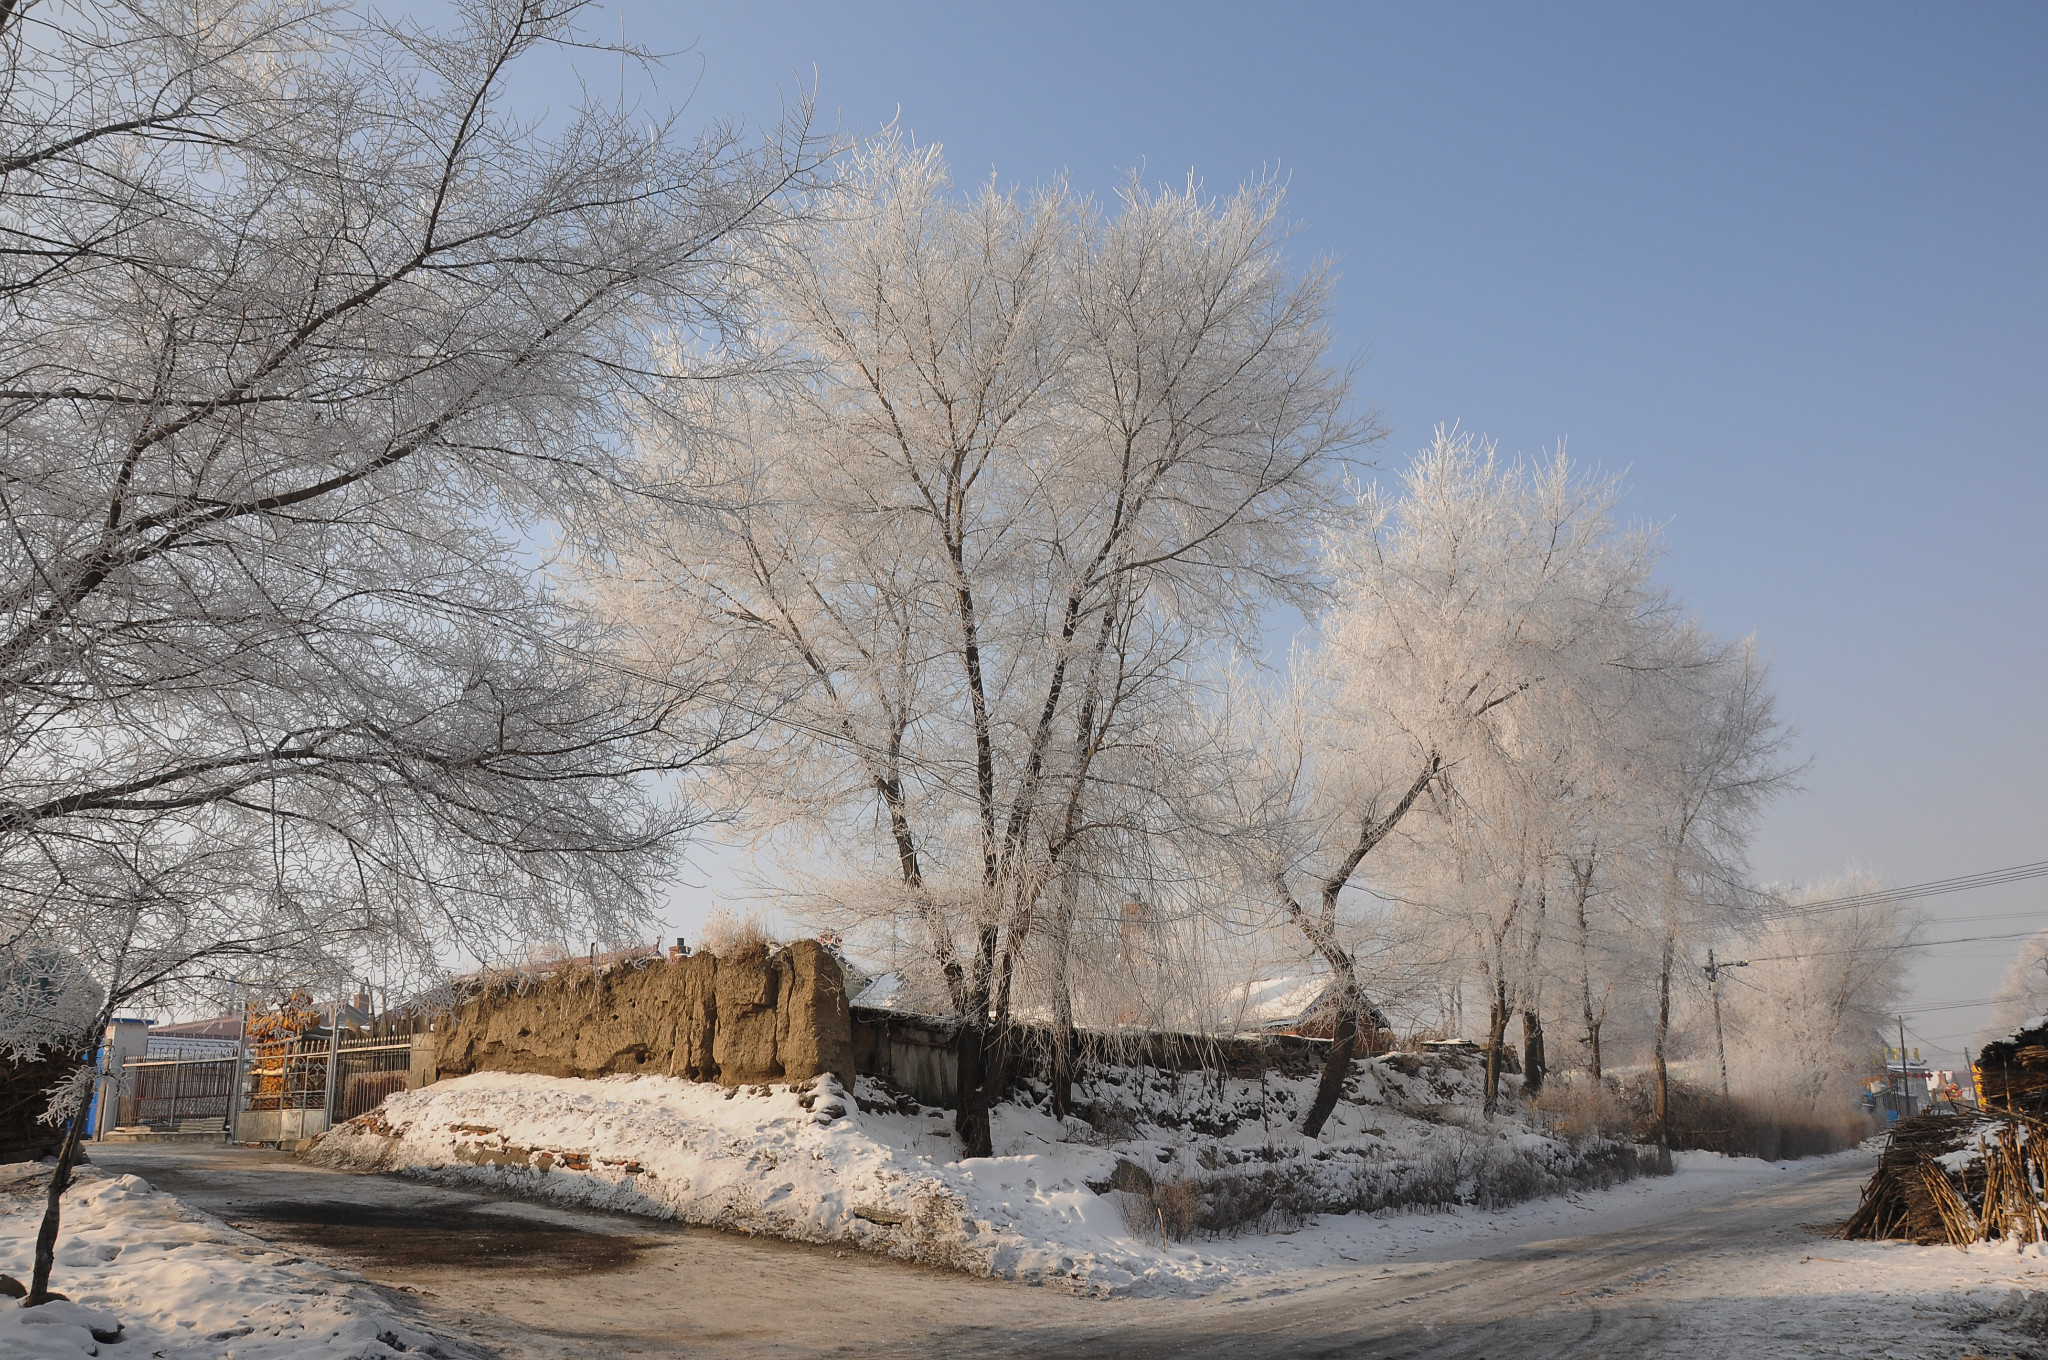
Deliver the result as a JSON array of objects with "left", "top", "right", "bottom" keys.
[
  {"left": 850, "top": 1009, "right": 961, "bottom": 1108},
  {"left": 432, "top": 940, "right": 853, "bottom": 1087},
  {"left": 845, "top": 1008, "right": 1348, "bottom": 1109}
]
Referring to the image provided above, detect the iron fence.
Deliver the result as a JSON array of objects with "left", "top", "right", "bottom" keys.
[
  {"left": 122, "top": 1056, "right": 236, "bottom": 1128},
  {"left": 335, "top": 1037, "right": 414, "bottom": 1122},
  {"left": 240, "top": 1036, "right": 332, "bottom": 1113},
  {"left": 224, "top": 1031, "right": 419, "bottom": 1140}
]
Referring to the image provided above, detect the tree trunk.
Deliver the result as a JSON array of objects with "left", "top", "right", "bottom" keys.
[
  {"left": 1300, "top": 999, "right": 1359, "bottom": 1139},
  {"left": 28, "top": 1094, "right": 89, "bottom": 1305},
  {"left": 951, "top": 918, "right": 1004, "bottom": 1158},
  {"left": 1049, "top": 1024, "right": 1077, "bottom": 1121},
  {"left": 1570, "top": 853, "right": 1601, "bottom": 1079},
  {"left": 1653, "top": 934, "right": 1674, "bottom": 1172},
  {"left": 953, "top": 1022, "right": 994, "bottom": 1158},
  {"left": 1582, "top": 991, "right": 1603, "bottom": 1081},
  {"left": 1482, "top": 972, "right": 1512, "bottom": 1115},
  {"left": 1047, "top": 932, "right": 1077, "bottom": 1121},
  {"left": 1281, "top": 754, "right": 1442, "bottom": 1140},
  {"left": 1521, "top": 1007, "right": 1547, "bottom": 1096},
  {"left": 1045, "top": 873, "right": 1080, "bottom": 1121}
]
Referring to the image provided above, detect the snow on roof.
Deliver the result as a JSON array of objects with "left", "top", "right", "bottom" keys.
[
  {"left": 151, "top": 1015, "right": 242, "bottom": 1040},
  {"left": 850, "top": 972, "right": 906, "bottom": 1009},
  {"left": 1218, "top": 971, "right": 1335, "bottom": 1030}
]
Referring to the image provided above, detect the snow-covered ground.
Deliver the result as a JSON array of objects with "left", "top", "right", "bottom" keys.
[
  {"left": 308, "top": 1054, "right": 1638, "bottom": 1296},
  {"left": 1617, "top": 1233, "right": 2048, "bottom": 1358},
  {"left": 13, "top": 1128, "right": 2046, "bottom": 1359},
  {"left": 0, "top": 1165, "right": 456, "bottom": 1360}
]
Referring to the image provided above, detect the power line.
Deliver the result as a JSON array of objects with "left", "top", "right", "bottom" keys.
[
  {"left": 1895, "top": 996, "right": 2017, "bottom": 1016},
  {"left": 1759, "top": 859, "right": 2048, "bottom": 920},
  {"left": 1930, "top": 909, "right": 2048, "bottom": 927},
  {"left": 1743, "top": 927, "right": 2043, "bottom": 963}
]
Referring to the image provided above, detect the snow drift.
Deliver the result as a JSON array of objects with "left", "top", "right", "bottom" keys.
[
  {"left": 308, "top": 1048, "right": 1645, "bottom": 1295},
  {"left": 0, "top": 1168, "right": 449, "bottom": 1360}
]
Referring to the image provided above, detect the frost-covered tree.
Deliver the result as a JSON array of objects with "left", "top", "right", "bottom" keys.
[
  {"left": 1215, "top": 658, "right": 1443, "bottom": 1136},
  {"left": 606, "top": 136, "right": 1372, "bottom": 1154},
  {"left": 1988, "top": 930, "right": 2048, "bottom": 1045},
  {"left": 1, "top": 0, "right": 817, "bottom": 1301},
  {"left": 1623, "top": 631, "right": 1794, "bottom": 1159},
  {"left": 1226, "top": 431, "right": 1670, "bottom": 1133},
  {"left": 1724, "top": 872, "right": 1915, "bottom": 1118}
]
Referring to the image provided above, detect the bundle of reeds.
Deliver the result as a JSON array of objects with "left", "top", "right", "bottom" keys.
[
  {"left": 1841, "top": 1109, "right": 2048, "bottom": 1247},
  {"left": 1839, "top": 1112, "right": 1986, "bottom": 1242},
  {"left": 1973, "top": 1121, "right": 2048, "bottom": 1244}
]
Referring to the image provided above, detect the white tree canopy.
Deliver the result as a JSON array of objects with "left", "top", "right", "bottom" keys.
[
  {"left": 1, "top": 0, "right": 821, "bottom": 1012},
  {"left": 605, "top": 135, "right": 1373, "bottom": 1150}
]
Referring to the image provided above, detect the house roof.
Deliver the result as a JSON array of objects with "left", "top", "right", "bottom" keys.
[
  {"left": 1222, "top": 973, "right": 1338, "bottom": 1030},
  {"left": 149, "top": 1015, "right": 241, "bottom": 1040}
]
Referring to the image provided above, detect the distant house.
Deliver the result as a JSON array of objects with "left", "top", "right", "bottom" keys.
[
  {"left": 1217, "top": 968, "right": 1392, "bottom": 1043},
  {"left": 850, "top": 960, "right": 1395, "bottom": 1046},
  {"left": 144, "top": 1016, "right": 241, "bottom": 1059},
  {"left": 849, "top": 972, "right": 903, "bottom": 1010}
]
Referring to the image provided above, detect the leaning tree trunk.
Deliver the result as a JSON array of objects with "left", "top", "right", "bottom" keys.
[
  {"left": 1300, "top": 988, "right": 1362, "bottom": 1139},
  {"left": 1570, "top": 853, "right": 1602, "bottom": 1079},
  {"left": 1520, "top": 890, "right": 1547, "bottom": 1095},
  {"left": 28, "top": 1090, "right": 91, "bottom": 1305},
  {"left": 1285, "top": 755, "right": 1444, "bottom": 1140},
  {"left": 1652, "top": 933, "right": 1675, "bottom": 1172}
]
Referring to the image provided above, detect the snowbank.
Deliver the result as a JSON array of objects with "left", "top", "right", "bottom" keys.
[
  {"left": 308, "top": 1051, "right": 1649, "bottom": 1296},
  {"left": 0, "top": 1168, "right": 452, "bottom": 1360}
]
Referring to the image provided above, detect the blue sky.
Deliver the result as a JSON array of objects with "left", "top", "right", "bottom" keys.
[{"left": 561, "top": 2, "right": 2046, "bottom": 1060}]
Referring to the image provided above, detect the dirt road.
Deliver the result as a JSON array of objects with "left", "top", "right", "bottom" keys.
[{"left": 89, "top": 1143, "right": 2031, "bottom": 1359}]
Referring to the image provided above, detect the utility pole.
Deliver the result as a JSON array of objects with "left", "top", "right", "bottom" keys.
[
  {"left": 1898, "top": 1015, "right": 1910, "bottom": 1116},
  {"left": 1703, "top": 949, "right": 1748, "bottom": 1105}
]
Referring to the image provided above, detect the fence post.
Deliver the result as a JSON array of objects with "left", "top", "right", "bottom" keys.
[
  {"left": 168, "top": 1057, "right": 183, "bottom": 1128},
  {"left": 323, "top": 1009, "right": 341, "bottom": 1132},
  {"left": 227, "top": 995, "right": 248, "bottom": 1142}
]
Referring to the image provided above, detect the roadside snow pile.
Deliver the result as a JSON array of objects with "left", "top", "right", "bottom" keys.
[
  {"left": 0, "top": 1166, "right": 452, "bottom": 1360},
  {"left": 308, "top": 1049, "right": 1645, "bottom": 1296}
]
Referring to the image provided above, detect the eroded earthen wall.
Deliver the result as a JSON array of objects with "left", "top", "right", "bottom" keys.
[{"left": 431, "top": 940, "right": 853, "bottom": 1087}]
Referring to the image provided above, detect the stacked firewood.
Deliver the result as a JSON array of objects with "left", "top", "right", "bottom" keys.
[
  {"left": 1975, "top": 1021, "right": 2048, "bottom": 1113},
  {"left": 1841, "top": 1111, "right": 2048, "bottom": 1246},
  {"left": 1841, "top": 1016, "right": 2048, "bottom": 1246}
]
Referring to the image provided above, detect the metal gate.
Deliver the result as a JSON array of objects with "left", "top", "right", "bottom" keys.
[
  {"left": 122, "top": 1056, "right": 236, "bottom": 1129},
  {"left": 228, "top": 1031, "right": 418, "bottom": 1141}
]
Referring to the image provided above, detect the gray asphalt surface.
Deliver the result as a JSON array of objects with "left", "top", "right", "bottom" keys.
[{"left": 89, "top": 1141, "right": 1895, "bottom": 1359}]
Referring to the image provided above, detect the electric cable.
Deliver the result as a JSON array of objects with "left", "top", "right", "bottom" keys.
[
  {"left": 1742, "top": 927, "right": 2043, "bottom": 963},
  {"left": 1759, "top": 859, "right": 2048, "bottom": 920}
]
